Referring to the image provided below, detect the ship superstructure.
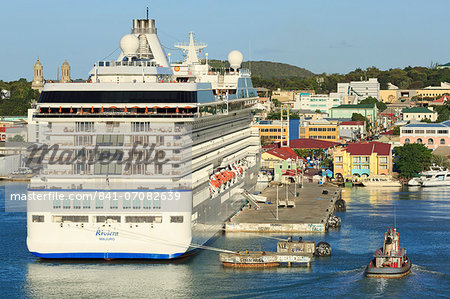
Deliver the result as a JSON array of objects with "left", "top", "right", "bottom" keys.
[{"left": 26, "top": 17, "right": 260, "bottom": 259}]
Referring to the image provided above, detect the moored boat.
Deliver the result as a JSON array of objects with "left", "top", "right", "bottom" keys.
[
  {"left": 365, "top": 227, "right": 411, "bottom": 278},
  {"left": 362, "top": 177, "right": 401, "bottom": 188}
]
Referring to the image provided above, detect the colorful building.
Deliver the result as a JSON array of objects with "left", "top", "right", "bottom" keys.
[
  {"left": 400, "top": 120, "right": 450, "bottom": 149},
  {"left": 261, "top": 146, "right": 300, "bottom": 173},
  {"left": 402, "top": 107, "right": 437, "bottom": 122},
  {"left": 299, "top": 119, "right": 340, "bottom": 141},
  {"left": 330, "top": 104, "right": 378, "bottom": 123},
  {"left": 332, "top": 142, "right": 392, "bottom": 179},
  {"left": 273, "top": 160, "right": 303, "bottom": 183},
  {"left": 253, "top": 120, "right": 288, "bottom": 144}
]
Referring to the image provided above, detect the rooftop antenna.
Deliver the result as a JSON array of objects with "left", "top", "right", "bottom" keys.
[
  {"left": 394, "top": 205, "right": 396, "bottom": 230},
  {"left": 146, "top": 6, "right": 149, "bottom": 20}
]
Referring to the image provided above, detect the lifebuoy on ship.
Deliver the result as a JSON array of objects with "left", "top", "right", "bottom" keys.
[{"left": 174, "top": 66, "right": 180, "bottom": 72}]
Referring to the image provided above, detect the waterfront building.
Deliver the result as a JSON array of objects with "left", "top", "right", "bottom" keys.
[
  {"left": 330, "top": 104, "right": 378, "bottom": 123},
  {"left": 273, "top": 159, "right": 304, "bottom": 183},
  {"left": 260, "top": 147, "right": 304, "bottom": 182},
  {"left": 293, "top": 93, "right": 342, "bottom": 114},
  {"left": 261, "top": 146, "right": 297, "bottom": 169},
  {"left": 299, "top": 118, "right": 340, "bottom": 141},
  {"left": 332, "top": 141, "right": 392, "bottom": 180},
  {"left": 401, "top": 107, "right": 437, "bottom": 122},
  {"left": 337, "top": 78, "right": 380, "bottom": 101},
  {"left": 31, "top": 59, "right": 44, "bottom": 92},
  {"left": 400, "top": 120, "right": 450, "bottom": 149}
]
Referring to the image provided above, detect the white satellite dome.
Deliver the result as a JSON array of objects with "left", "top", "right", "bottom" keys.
[
  {"left": 120, "top": 34, "right": 139, "bottom": 56},
  {"left": 228, "top": 50, "right": 243, "bottom": 70}
]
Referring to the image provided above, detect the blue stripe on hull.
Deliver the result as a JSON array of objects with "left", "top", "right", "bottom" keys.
[{"left": 30, "top": 231, "right": 223, "bottom": 260}]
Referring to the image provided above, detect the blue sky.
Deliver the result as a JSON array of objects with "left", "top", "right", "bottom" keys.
[{"left": 1, "top": 0, "right": 449, "bottom": 81}]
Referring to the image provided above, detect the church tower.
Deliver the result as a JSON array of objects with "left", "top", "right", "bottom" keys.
[
  {"left": 60, "top": 59, "right": 71, "bottom": 83},
  {"left": 31, "top": 58, "right": 45, "bottom": 92}
]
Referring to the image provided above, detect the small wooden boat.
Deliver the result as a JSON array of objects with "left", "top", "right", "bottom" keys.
[{"left": 365, "top": 227, "right": 411, "bottom": 278}]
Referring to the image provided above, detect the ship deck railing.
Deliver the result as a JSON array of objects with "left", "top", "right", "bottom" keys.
[
  {"left": 33, "top": 112, "right": 197, "bottom": 119},
  {"left": 97, "top": 60, "right": 158, "bottom": 68}
]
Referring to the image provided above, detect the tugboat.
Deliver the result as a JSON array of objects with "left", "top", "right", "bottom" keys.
[{"left": 365, "top": 227, "right": 411, "bottom": 278}]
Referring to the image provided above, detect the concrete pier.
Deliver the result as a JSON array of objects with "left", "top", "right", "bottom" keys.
[{"left": 225, "top": 182, "right": 340, "bottom": 233}]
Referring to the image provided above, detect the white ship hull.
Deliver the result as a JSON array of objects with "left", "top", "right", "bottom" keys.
[{"left": 27, "top": 159, "right": 259, "bottom": 259}]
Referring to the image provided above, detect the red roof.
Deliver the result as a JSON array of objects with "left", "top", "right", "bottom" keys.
[
  {"left": 433, "top": 95, "right": 449, "bottom": 103},
  {"left": 339, "top": 121, "right": 365, "bottom": 126},
  {"left": 345, "top": 142, "right": 391, "bottom": 156},
  {"left": 262, "top": 143, "right": 278, "bottom": 150},
  {"left": 289, "top": 138, "right": 340, "bottom": 149},
  {"left": 380, "top": 130, "right": 394, "bottom": 135},
  {"left": 265, "top": 147, "right": 299, "bottom": 160}
]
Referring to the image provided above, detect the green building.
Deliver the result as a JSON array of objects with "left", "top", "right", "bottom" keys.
[
  {"left": 330, "top": 104, "right": 378, "bottom": 123},
  {"left": 274, "top": 160, "right": 299, "bottom": 182}
]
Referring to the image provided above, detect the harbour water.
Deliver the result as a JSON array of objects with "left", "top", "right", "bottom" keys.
[{"left": 1, "top": 182, "right": 449, "bottom": 298}]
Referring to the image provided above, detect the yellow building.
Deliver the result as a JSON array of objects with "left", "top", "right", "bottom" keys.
[
  {"left": 299, "top": 119, "right": 340, "bottom": 141},
  {"left": 253, "top": 120, "right": 288, "bottom": 144},
  {"left": 416, "top": 89, "right": 450, "bottom": 98},
  {"left": 332, "top": 142, "right": 392, "bottom": 180},
  {"left": 379, "top": 90, "right": 398, "bottom": 103}
]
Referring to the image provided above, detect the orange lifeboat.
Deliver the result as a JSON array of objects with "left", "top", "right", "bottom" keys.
[{"left": 210, "top": 180, "right": 221, "bottom": 188}]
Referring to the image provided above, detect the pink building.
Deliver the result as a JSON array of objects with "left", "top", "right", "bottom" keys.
[{"left": 400, "top": 120, "right": 450, "bottom": 149}]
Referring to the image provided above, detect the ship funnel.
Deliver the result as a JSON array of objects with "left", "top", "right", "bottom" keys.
[{"left": 132, "top": 19, "right": 156, "bottom": 34}]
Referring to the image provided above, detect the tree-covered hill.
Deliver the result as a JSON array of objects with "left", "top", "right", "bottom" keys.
[
  {"left": 206, "top": 59, "right": 315, "bottom": 79},
  {"left": 0, "top": 79, "right": 37, "bottom": 116}
]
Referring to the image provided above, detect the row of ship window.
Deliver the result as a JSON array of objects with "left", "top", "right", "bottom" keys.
[
  {"left": 32, "top": 215, "right": 184, "bottom": 223},
  {"left": 53, "top": 199, "right": 162, "bottom": 210}
]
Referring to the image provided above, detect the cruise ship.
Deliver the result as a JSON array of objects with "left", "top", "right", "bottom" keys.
[{"left": 26, "top": 17, "right": 261, "bottom": 259}]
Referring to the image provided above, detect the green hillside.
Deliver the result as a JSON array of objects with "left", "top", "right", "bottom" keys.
[{"left": 206, "top": 60, "right": 314, "bottom": 79}]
